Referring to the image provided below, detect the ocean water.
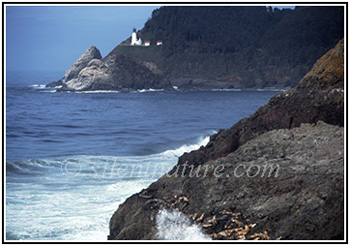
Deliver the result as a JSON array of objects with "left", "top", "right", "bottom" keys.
[{"left": 5, "top": 70, "right": 278, "bottom": 241}]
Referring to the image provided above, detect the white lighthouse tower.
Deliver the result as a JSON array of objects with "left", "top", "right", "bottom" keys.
[{"left": 131, "top": 28, "right": 142, "bottom": 45}]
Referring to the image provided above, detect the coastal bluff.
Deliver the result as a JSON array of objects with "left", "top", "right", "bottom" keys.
[
  {"left": 46, "top": 7, "right": 343, "bottom": 91},
  {"left": 108, "top": 39, "right": 344, "bottom": 240}
]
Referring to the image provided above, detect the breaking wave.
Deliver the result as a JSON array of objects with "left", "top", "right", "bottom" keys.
[
  {"left": 211, "top": 88, "right": 242, "bottom": 91},
  {"left": 136, "top": 88, "right": 165, "bottom": 93},
  {"left": 161, "top": 134, "right": 212, "bottom": 158},
  {"left": 74, "top": 90, "right": 120, "bottom": 94},
  {"left": 30, "top": 84, "right": 57, "bottom": 93},
  {"left": 256, "top": 88, "right": 285, "bottom": 92},
  {"left": 6, "top": 132, "right": 215, "bottom": 241},
  {"left": 156, "top": 209, "right": 211, "bottom": 240}
]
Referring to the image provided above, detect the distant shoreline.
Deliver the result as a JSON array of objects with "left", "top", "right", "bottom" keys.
[{"left": 38, "top": 83, "right": 286, "bottom": 93}]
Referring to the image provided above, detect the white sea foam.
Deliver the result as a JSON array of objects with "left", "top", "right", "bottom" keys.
[
  {"left": 161, "top": 135, "right": 211, "bottom": 158},
  {"left": 6, "top": 133, "right": 215, "bottom": 241},
  {"left": 30, "top": 84, "right": 57, "bottom": 93},
  {"left": 137, "top": 88, "right": 164, "bottom": 93},
  {"left": 30, "top": 84, "right": 46, "bottom": 89},
  {"left": 211, "top": 88, "right": 242, "bottom": 91},
  {"left": 74, "top": 90, "right": 120, "bottom": 94},
  {"left": 256, "top": 88, "right": 285, "bottom": 92},
  {"left": 156, "top": 209, "right": 211, "bottom": 240}
]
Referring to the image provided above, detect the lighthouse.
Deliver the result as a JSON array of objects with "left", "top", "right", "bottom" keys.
[{"left": 131, "top": 28, "right": 142, "bottom": 46}]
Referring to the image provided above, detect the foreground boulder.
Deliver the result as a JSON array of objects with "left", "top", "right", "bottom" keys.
[
  {"left": 109, "top": 122, "right": 344, "bottom": 240},
  {"left": 108, "top": 39, "right": 344, "bottom": 240}
]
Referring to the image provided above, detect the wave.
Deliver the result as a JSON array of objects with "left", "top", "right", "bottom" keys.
[
  {"left": 211, "top": 88, "right": 242, "bottom": 91},
  {"left": 156, "top": 209, "right": 210, "bottom": 240},
  {"left": 6, "top": 132, "right": 214, "bottom": 178},
  {"left": 74, "top": 90, "right": 120, "bottom": 94},
  {"left": 56, "top": 88, "right": 164, "bottom": 94},
  {"left": 135, "top": 88, "right": 165, "bottom": 93},
  {"left": 6, "top": 159, "right": 61, "bottom": 173},
  {"left": 160, "top": 134, "right": 212, "bottom": 158},
  {"left": 211, "top": 88, "right": 285, "bottom": 92},
  {"left": 6, "top": 133, "right": 215, "bottom": 240},
  {"left": 30, "top": 84, "right": 46, "bottom": 89},
  {"left": 256, "top": 88, "right": 285, "bottom": 92},
  {"left": 30, "top": 84, "right": 57, "bottom": 93}
]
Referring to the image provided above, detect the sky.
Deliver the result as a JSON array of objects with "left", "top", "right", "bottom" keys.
[
  {"left": 6, "top": 6, "right": 160, "bottom": 72},
  {"left": 5, "top": 5, "right": 294, "bottom": 72}
]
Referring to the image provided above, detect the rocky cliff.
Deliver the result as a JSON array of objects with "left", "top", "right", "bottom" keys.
[
  {"left": 175, "top": 39, "right": 344, "bottom": 173},
  {"left": 47, "top": 46, "right": 171, "bottom": 92},
  {"left": 108, "top": 39, "right": 344, "bottom": 240},
  {"left": 111, "top": 6, "right": 343, "bottom": 89},
  {"left": 47, "top": 6, "right": 344, "bottom": 91}
]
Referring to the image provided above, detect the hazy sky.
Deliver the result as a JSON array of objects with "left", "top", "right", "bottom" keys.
[
  {"left": 6, "top": 5, "right": 294, "bottom": 72},
  {"left": 6, "top": 6, "right": 160, "bottom": 72}
]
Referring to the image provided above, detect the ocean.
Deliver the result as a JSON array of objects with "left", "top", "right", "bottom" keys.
[{"left": 5, "top": 70, "right": 278, "bottom": 241}]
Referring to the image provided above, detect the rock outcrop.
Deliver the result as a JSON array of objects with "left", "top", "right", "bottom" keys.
[
  {"left": 108, "top": 39, "right": 344, "bottom": 240},
  {"left": 63, "top": 46, "right": 102, "bottom": 82},
  {"left": 174, "top": 39, "right": 344, "bottom": 174},
  {"left": 48, "top": 46, "right": 171, "bottom": 92},
  {"left": 109, "top": 122, "right": 344, "bottom": 240}
]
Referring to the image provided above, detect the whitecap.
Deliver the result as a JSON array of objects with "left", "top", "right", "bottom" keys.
[
  {"left": 6, "top": 132, "right": 215, "bottom": 241},
  {"left": 160, "top": 134, "right": 213, "bottom": 158},
  {"left": 137, "top": 88, "right": 164, "bottom": 93},
  {"left": 29, "top": 84, "right": 57, "bottom": 93},
  {"left": 211, "top": 88, "right": 242, "bottom": 91},
  {"left": 74, "top": 90, "right": 120, "bottom": 94},
  {"left": 30, "top": 84, "right": 46, "bottom": 89},
  {"left": 256, "top": 88, "right": 285, "bottom": 92}
]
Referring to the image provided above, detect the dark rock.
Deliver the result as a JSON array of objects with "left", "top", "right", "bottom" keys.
[
  {"left": 102, "top": 53, "right": 172, "bottom": 91},
  {"left": 108, "top": 39, "right": 344, "bottom": 240},
  {"left": 172, "top": 39, "right": 344, "bottom": 175},
  {"left": 45, "top": 79, "right": 63, "bottom": 88},
  {"left": 109, "top": 122, "right": 344, "bottom": 240},
  {"left": 114, "top": 7, "right": 343, "bottom": 90}
]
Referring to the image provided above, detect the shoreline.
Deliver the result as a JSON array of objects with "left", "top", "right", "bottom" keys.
[{"left": 40, "top": 83, "right": 286, "bottom": 93}]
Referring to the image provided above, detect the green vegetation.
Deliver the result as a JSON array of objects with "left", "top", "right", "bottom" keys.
[
  {"left": 112, "top": 45, "right": 164, "bottom": 63},
  {"left": 109, "top": 6, "right": 343, "bottom": 88}
]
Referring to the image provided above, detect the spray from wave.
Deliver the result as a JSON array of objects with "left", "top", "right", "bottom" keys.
[
  {"left": 160, "top": 134, "right": 212, "bottom": 158},
  {"left": 6, "top": 133, "right": 215, "bottom": 241},
  {"left": 156, "top": 209, "right": 211, "bottom": 240},
  {"left": 30, "top": 84, "right": 57, "bottom": 93}
]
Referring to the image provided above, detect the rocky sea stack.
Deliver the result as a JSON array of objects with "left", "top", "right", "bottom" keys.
[
  {"left": 108, "top": 39, "right": 344, "bottom": 240},
  {"left": 47, "top": 46, "right": 171, "bottom": 92}
]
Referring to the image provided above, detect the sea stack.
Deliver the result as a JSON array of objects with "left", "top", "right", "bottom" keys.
[
  {"left": 63, "top": 46, "right": 102, "bottom": 82},
  {"left": 47, "top": 45, "right": 171, "bottom": 92}
]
